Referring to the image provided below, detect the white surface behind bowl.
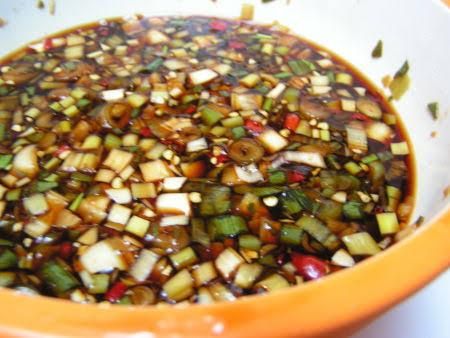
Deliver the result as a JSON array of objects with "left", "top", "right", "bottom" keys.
[{"left": 0, "top": 0, "right": 449, "bottom": 336}]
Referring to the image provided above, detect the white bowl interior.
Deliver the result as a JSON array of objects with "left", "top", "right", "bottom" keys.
[{"left": 0, "top": 0, "right": 449, "bottom": 222}]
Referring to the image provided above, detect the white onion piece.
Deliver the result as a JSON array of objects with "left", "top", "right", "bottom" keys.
[
  {"left": 231, "top": 90, "right": 262, "bottom": 110},
  {"left": 100, "top": 88, "right": 125, "bottom": 101},
  {"left": 156, "top": 193, "right": 191, "bottom": 216},
  {"left": 257, "top": 129, "right": 288, "bottom": 153},
  {"left": 80, "top": 238, "right": 127, "bottom": 274},
  {"left": 331, "top": 249, "right": 355, "bottom": 267},
  {"left": 164, "top": 59, "right": 189, "bottom": 70},
  {"left": 234, "top": 164, "right": 264, "bottom": 183},
  {"left": 13, "top": 145, "right": 39, "bottom": 178},
  {"left": 163, "top": 177, "right": 187, "bottom": 192},
  {"left": 346, "top": 122, "right": 368, "bottom": 153},
  {"left": 146, "top": 30, "right": 169, "bottom": 44},
  {"left": 160, "top": 215, "right": 190, "bottom": 227},
  {"left": 189, "top": 69, "right": 218, "bottom": 85},
  {"left": 266, "top": 83, "right": 286, "bottom": 99},
  {"left": 366, "top": 121, "right": 393, "bottom": 143},
  {"left": 270, "top": 155, "right": 288, "bottom": 169},
  {"left": 281, "top": 151, "right": 326, "bottom": 168},
  {"left": 130, "top": 249, "right": 160, "bottom": 282},
  {"left": 186, "top": 137, "right": 208, "bottom": 153}
]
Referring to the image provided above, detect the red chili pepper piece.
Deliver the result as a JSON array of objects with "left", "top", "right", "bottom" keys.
[
  {"left": 59, "top": 242, "right": 73, "bottom": 260},
  {"left": 43, "top": 38, "right": 53, "bottom": 51},
  {"left": 287, "top": 171, "right": 305, "bottom": 183},
  {"left": 140, "top": 127, "right": 152, "bottom": 137},
  {"left": 244, "top": 119, "right": 264, "bottom": 133},
  {"left": 210, "top": 242, "right": 225, "bottom": 259},
  {"left": 99, "top": 79, "right": 110, "bottom": 87},
  {"left": 209, "top": 20, "right": 228, "bottom": 31},
  {"left": 54, "top": 144, "right": 70, "bottom": 157},
  {"left": 291, "top": 253, "right": 329, "bottom": 281},
  {"left": 105, "top": 281, "right": 127, "bottom": 303},
  {"left": 184, "top": 105, "right": 197, "bottom": 114},
  {"left": 216, "top": 154, "right": 229, "bottom": 164},
  {"left": 228, "top": 40, "right": 246, "bottom": 50},
  {"left": 351, "top": 112, "right": 371, "bottom": 122},
  {"left": 284, "top": 113, "right": 300, "bottom": 131}
]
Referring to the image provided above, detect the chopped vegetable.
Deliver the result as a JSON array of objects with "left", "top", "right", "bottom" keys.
[
  {"left": 427, "top": 102, "right": 439, "bottom": 120},
  {"left": 371, "top": 40, "right": 383, "bottom": 58},
  {"left": 40, "top": 260, "right": 79, "bottom": 293},
  {"left": 342, "top": 232, "right": 381, "bottom": 256}
]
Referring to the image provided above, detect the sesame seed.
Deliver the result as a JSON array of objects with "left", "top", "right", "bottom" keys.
[
  {"left": 263, "top": 196, "right": 278, "bottom": 207},
  {"left": 189, "top": 192, "right": 202, "bottom": 203}
]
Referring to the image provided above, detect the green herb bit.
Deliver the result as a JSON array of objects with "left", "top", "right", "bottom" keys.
[
  {"left": 208, "top": 215, "right": 248, "bottom": 240},
  {"left": 371, "top": 40, "right": 383, "bottom": 58},
  {"left": 40, "top": 260, "right": 79, "bottom": 293},
  {"left": 231, "top": 126, "right": 246, "bottom": 139},
  {"left": 389, "top": 73, "right": 410, "bottom": 101},
  {"left": 37, "top": 181, "right": 59, "bottom": 193},
  {"left": 71, "top": 172, "right": 92, "bottom": 182},
  {"left": 25, "top": 86, "right": 36, "bottom": 96},
  {"left": 394, "top": 60, "right": 409, "bottom": 78},
  {"left": 199, "top": 185, "right": 231, "bottom": 216},
  {"left": 262, "top": 97, "right": 273, "bottom": 112},
  {"left": 0, "top": 154, "right": 12, "bottom": 169},
  {"left": 201, "top": 107, "right": 223, "bottom": 126},
  {"left": 6, "top": 189, "right": 21, "bottom": 201},
  {"left": 274, "top": 72, "right": 293, "bottom": 79},
  {"left": 76, "top": 98, "right": 91, "bottom": 109},
  {"left": 69, "top": 193, "right": 84, "bottom": 211},
  {"left": 280, "top": 224, "right": 303, "bottom": 245},
  {"left": 343, "top": 201, "right": 364, "bottom": 219},
  {"left": 104, "top": 133, "right": 122, "bottom": 149},
  {"left": 0, "top": 87, "right": 8, "bottom": 96},
  {"left": 145, "top": 57, "right": 163, "bottom": 72},
  {"left": 0, "top": 249, "right": 18, "bottom": 270},
  {"left": 239, "top": 234, "right": 262, "bottom": 251},
  {"left": 269, "top": 170, "right": 286, "bottom": 184},
  {"left": 0, "top": 124, "right": 5, "bottom": 142},
  {"left": 427, "top": 102, "right": 439, "bottom": 120},
  {"left": 326, "top": 71, "right": 335, "bottom": 83},
  {"left": 131, "top": 108, "right": 141, "bottom": 118}
]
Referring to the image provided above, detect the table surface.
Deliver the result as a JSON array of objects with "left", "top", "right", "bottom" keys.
[{"left": 352, "top": 269, "right": 450, "bottom": 338}]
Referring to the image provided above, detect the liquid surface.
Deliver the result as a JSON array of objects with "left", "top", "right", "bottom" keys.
[{"left": 0, "top": 16, "right": 414, "bottom": 305}]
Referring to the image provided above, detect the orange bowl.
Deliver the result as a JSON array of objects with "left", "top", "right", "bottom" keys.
[
  {"left": 0, "top": 0, "right": 449, "bottom": 337},
  {"left": 0, "top": 209, "right": 449, "bottom": 337}
]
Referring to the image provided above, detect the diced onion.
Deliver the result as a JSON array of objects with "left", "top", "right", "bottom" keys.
[
  {"left": 163, "top": 177, "right": 187, "bottom": 192},
  {"left": 186, "top": 137, "right": 208, "bottom": 153},
  {"left": 160, "top": 215, "right": 190, "bottom": 226},
  {"left": 80, "top": 238, "right": 127, "bottom": 274},
  {"left": 346, "top": 122, "right": 368, "bottom": 153},
  {"left": 156, "top": 193, "right": 191, "bottom": 216},
  {"left": 280, "top": 151, "right": 326, "bottom": 168},
  {"left": 234, "top": 164, "right": 264, "bottom": 183},
  {"left": 130, "top": 249, "right": 160, "bottom": 282},
  {"left": 331, "top": 249, "right": 355, "bottom": 267},
  {"left": 366, "top": 121, "right": 393, "bottom": 143},
  {"left": 257, "top": 129, "right": 288, "bottom": 153},
  {"left": 13, "top": 145, "right": 39, "bottom": 178},
  {"left": 189, "top": 69, "right": 218, "bottom": 85}
]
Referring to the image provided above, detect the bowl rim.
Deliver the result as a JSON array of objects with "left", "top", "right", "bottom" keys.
[{"left": 0, "top": 205, "right": 448, "bottom": 337}]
